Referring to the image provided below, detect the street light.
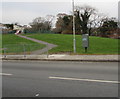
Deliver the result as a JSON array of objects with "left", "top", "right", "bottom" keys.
[{"left": 72, "top": 0, "right": 76, "bottom": 53}]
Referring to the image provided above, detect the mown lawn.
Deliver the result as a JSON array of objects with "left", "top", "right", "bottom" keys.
[
  {"left": 2, "top": 34, "right": 46, "bottom": 54},
  {"left": 0, "top": 34, "right": 2, "bottom": 48},
  {"left": 0, "top": 34, "right": 2, "bottom": 53},
  {"left": 26, "top": 33, "right": 119, "bottom": 54}
]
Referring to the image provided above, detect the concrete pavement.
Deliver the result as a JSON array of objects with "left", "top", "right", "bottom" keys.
[{"left": 1, "top": 54, "right": 119, "bottom": 62}]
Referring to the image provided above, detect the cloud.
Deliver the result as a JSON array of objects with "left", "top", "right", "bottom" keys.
[
  {"left": 1, "top": 1, "right": 118, "bottom": 25},
  {"left": 2, "top": 10, "right": 37, "bottom": 24},
  {"left": 2, "top": 0, "right": 119, "bottom": 2},
  {"left": 2, "top": 2, "right": 72, "bottom": 24}
]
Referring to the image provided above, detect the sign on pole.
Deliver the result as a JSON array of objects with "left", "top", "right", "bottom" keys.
[{"left": 82, "top": 34, "right": 89, "bottom": 52}]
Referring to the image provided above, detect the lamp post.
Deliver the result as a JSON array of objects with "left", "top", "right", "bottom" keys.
[{"left": 72, "top": 0, "right": 76, "bottom": 53}]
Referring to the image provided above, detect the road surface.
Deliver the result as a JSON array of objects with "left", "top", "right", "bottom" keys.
[{"left": 2, "top": 61, "right": 119, "bottom": 97}]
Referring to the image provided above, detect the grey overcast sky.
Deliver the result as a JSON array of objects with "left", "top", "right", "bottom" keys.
[{"left": 0, "top": 0, "right": 119, "bottom": 25}]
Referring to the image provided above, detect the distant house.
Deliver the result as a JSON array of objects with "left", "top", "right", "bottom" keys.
[
  {"left": 13, "top": 24, "right": 32, "bottom": 34},
  {"left": 13, "top": 25, "right": 24, "bottom": 34},
  {"left": 1, "top": 23, "right": 31, "bottom": 34},
  {"left": 0, "top": 23, "right": 7, "bottom": 29},
  {"left": 0, "top": 23, "right": 9, "bottom": 34}
]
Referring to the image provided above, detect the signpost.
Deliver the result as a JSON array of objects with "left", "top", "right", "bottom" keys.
[{"left": 82, "top": 34, "right": 89, "bottom": 52}]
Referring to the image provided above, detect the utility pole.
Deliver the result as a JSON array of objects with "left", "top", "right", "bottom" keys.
[{"left": 72, "top": 0, "right": 76, "bottom": 53}]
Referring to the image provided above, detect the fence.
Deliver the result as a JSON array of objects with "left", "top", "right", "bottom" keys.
[
  {"left": 24, "top": 30, "right": 55, "bottom": 34},
  {"left": 2, "top": 44, "right": 49, "bottom": 58}
]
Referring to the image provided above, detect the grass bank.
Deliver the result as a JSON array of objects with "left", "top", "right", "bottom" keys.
[
  {"left": 2, "top": 34, "right": 45, "bottom": 54},
  {"left": 26, "top": 33, "right": 119, "bottom": 55}
]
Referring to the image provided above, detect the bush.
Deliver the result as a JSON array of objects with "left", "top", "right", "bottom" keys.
[
  {"left": 62, "top": 30, "right": 81, "bottom": 35},
  {"left": 62, "top": 30, "right": 73, "bottom": 34}
]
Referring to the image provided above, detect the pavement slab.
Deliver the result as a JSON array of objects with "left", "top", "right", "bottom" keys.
[{"left": 1, "top": 54, "right": 119, "bottom": 62}]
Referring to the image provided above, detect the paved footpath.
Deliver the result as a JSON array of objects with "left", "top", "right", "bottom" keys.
[
  {"left": 17, "top": 35, "right": 57, "bottom": 54},
  {"left": 1, "top": 54, "right": 119, "bottom": 62}
]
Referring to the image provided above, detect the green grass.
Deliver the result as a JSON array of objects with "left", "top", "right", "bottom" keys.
[
  {"left": 2, "top": 34, "right": 46, "bottom": 54},
  {"left": 26, "top": 33, "right": 119, "bottom": 55},
  {"left": 0, "top": 34, "right": 2, "bottom": 53},
  {"left": 0, "top": 34, "right": 2, "bottom": 48}
]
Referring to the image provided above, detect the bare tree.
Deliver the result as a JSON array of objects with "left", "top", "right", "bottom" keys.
[
  {"left": 29, "top": 16, "right": 54, "bottom": 33},
  {"left": 74, "top": 5, "right": 97, "bottom": 35},
  {"left": 45, "top": 15, "right": 55, "bottom": 29},
  {"left": 88, "top": 13, "right": 108, "bottom": 36},
  {"left": 54, "top": 13, "right": 68, "bottom": 33},
  {"left": 74, "top": 5, "right": 111, "bottom": 36}
]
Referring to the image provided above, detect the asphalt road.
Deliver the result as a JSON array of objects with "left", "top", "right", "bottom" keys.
[{"left": 2, "top": 61, "right": 119, "bottom": 97}]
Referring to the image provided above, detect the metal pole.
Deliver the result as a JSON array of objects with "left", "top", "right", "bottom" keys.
[
  {"left": 23, "top": 44, "right": 26, "bottom": 58},
  {"left": 47, "top": 44, "right": 49, "bottom": 58},
  {"left": 72, "top": 0, "right": 76, "bottom": 53},
  {"left": 3, "top": 48, "right": 6, "bottom": 58}
]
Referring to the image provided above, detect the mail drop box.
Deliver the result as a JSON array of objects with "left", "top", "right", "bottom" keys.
[{"left": 82, "top": 34, "right": 89, "bottom": 48}]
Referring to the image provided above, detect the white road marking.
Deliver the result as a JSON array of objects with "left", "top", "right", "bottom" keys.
[
  {"left": 49, "top": 76, "right": 119, "bottom": 84},
  {"left": 0, "top": 73, "right": 13, "bottom": 76}
]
